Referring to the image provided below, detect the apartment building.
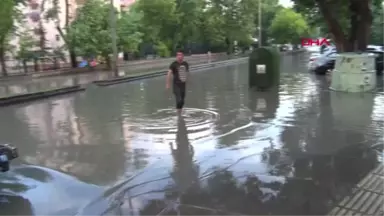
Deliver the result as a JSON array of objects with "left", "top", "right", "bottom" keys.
[{"left": 10, "top": 0, "right": 136, "bottom": 62}]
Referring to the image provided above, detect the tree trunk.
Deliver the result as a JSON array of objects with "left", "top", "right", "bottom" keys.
[
  {"left": 56, "top": 26, "right": 77, "bottom": 68},
  {"left": 65, "top": 0, "right": 77, "bottom": 68},
  {"left": 348, "top": 1, "right": 359, "bottom": 51},
  {"left": 355, "top": 0, "right": 373, "bottom": 51},
  {"left": 54, "top": 0, "right": 78, "bottom": 68},
  {"left": 40, "top": 0, "right": 47, "bottom": 52},
  {"left": 22, "top": 60, "right": 28, "bottom": 74},
  {"left": 0, "top": 45, "right": 8, "bottom": 76},
  {"left": 316, "top": 0, "right": 348, "bottom": 52},
  {"left": 316, "top": 0, "right": 372, "bottom": 52},
  {"left": 105, "top": 55, "right": 111, "bottom": 70}
]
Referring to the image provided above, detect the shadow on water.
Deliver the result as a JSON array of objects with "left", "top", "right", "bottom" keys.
[{"left": 0, "top": 54, "right": 383, "bottom": 215}]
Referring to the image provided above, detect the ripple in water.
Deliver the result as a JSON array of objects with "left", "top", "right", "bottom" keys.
[{"left": 127, "top": 108, "right": 219, "bottom": 135}]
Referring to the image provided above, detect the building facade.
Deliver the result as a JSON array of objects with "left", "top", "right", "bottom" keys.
[{"left": 10, "top": 0, "right": 136, "bottom": 64}]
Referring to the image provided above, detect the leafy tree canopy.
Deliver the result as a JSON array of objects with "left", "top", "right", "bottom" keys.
[{"left": 268, "top": 8, "right": 310, "bottom": 44}]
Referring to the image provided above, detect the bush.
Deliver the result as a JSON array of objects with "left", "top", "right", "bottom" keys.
[{"left": 155, "top": 42, "right": 171, "bottom": 57}]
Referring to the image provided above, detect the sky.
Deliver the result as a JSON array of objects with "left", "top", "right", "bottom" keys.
[{"left": 279, "top": 0, "right": 293, "bottom": 7}]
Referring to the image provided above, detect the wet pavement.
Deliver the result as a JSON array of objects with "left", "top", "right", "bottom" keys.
[{"left": 0, "top": 53, "right": 383, "bottom": 215}]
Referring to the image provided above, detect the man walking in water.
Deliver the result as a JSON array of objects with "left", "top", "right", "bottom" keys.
[{"left": 166, "top": 51, "right": 189, "bottom": 115}]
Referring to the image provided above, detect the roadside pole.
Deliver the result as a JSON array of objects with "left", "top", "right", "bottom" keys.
[
  {"left": 258, "top": 0, "right": 262, "bottom": 47},
  {"left": 110, "top": 0, "right": 119, "bottom": 77}
]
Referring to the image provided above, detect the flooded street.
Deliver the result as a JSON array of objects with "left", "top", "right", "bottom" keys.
[{"left": 0, "top": 53, "right": 383, "bottom": 215}]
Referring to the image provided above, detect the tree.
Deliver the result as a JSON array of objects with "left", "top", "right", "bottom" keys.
[
  {"left": 370, "top": 3, "right": 384, "bottom": 45},
  {"left": 292, "top": 0, "right": 383, "bottom": 52},
  {"left": 0, "top": 0, "right": 17, "bottom": 76},
  {"left": 117, "top": 10, "right": 143, "bottom": 54},
  {"left": 16, "top": 28, "right": 37, "bottom": 73},
  {"left": 67, "top": 0, "right": 111, "bottom": 67},
  {"left": 254, "top": 0, "right": 283, "bottom": 45},
  {"left": 44, "top": 0, "right": 78, "bottom": 68},
  {"left": 135, "top": 0, "right": 179, "bottom": 54},
  {"left": 200, "top": 0, "right": 257, "bottom": 54},
  {"left": 268, "top": 8, "right": 310, "bottom": 45}
]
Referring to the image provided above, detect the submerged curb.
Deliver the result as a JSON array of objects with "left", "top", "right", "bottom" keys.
[
  {"left": 93, "top": 57, "right": 248, "bottom": 86},
  {"left": 0, "top": 85, "right": 85, "bottom": 107}
]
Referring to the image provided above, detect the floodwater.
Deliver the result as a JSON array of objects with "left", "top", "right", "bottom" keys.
[{"left": 0, "top": 53, "right": 383, "bottom": 215}]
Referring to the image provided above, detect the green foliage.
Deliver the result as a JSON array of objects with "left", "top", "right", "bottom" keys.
[
  {"left": 135, "top": 0, "right": 179, "bottom": 44},
  {"left": 370, "top": 3, "right": 384, "bottom": 45},
  {"left": 16, "top": 29, "right": 36, "bottom": 60},
  {"left": 268, "top": 8, "right": 310, "bottom": 44},
  {"left": 292, "top": 0, "right": 383, "bottom": 50},
  {"left": 68, "top": 0, "right": 143, "bottom": 58},
  {"left": 0, "top": 0, "right": 16, "bottom": 42},
  {"left": 255, "top": 0, "right": 284, "bottom": 45},
  {"left": 204, "top": 0, "right": 257, "bottom": 48},
  {"left": 67, "top": 0, "right": 111, "bottom": 57},
  {"left": 117, "top": 11, "right": 143, "bottom": 52},
  {"left": 155, "top": 41, "right": 171, "bottom": 57}
]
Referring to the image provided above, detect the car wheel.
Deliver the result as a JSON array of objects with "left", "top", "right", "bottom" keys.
[{"left": 315, "top": 67, "right": 327, "bottom": 75}]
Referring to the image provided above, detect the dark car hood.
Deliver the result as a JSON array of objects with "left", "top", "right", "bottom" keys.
[
  {"left": 0, "top": 165, "right": 102, "bottom": 215},
  {"left": 1, "top": 164, "right": 174, "bottom": 216}
]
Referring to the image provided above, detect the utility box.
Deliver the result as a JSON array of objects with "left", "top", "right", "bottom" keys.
[
  {"left": 330, "top": 53, "right": 377, "bottom": 92},
  {"left": 249, "top": 47, "right": 280, "bottom": 90}
]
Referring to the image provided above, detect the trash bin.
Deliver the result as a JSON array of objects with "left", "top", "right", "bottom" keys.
[{"left": 249, "top": 47, "right": 280, "bottom": 90}]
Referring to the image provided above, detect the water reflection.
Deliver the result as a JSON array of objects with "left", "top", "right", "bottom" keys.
[
  {"left": 83, "top": 142, "right": 380, "bottom": 215},
  {"left": 170, "top": 116, "right": 199, "bottom": 194}
]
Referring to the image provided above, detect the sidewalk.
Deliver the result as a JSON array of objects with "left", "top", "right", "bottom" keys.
[{"left": 328, "top": 164, "right": 384, "bottom": 216}]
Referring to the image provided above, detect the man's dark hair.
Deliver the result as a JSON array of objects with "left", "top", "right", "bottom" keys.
[{"left": 176, "top": 48, "right": 184, "bottom": 54}]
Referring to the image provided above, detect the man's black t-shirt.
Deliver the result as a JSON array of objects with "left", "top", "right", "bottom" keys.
[{"left": 169, "top": 61, "right": 189, "bottom": 84}]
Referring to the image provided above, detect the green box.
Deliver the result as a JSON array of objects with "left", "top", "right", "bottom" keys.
[{"left": 249, "top": 47, "right": 280, "bottom": 90}]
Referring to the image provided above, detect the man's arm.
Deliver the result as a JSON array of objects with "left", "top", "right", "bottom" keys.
[
  {"left": 166, "top": 63, "right": 173, "bottom": 89},
  {"left": 185, "top": 62, "right": 190, "bottom": 82}
]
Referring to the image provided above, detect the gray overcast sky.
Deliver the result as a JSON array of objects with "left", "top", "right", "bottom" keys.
[{"left": 279, "top": 0, "right": 293, "bottom": 7}]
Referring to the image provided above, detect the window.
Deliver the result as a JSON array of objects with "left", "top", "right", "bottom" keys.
[
  {"left": 29, "top": 1, "right": 39, "bottom": 9},
  {"left": 29, "top": 11, "right": 41, "bottom": 22},
  {"left": 55, "top": 34, "right": 60, "bottom": 41},
  {"left": 33, "top": 28, "right": 43, "bottom": 35}
]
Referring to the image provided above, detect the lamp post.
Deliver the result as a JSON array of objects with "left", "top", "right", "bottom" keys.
[
  {"left": 258, "top": 0, "right": 262, "bottom": 47},
  {"left": 109, "top": 0, "right": 119, "bottom": 76}
]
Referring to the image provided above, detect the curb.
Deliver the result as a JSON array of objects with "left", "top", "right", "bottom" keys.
[
  {"left": 0, "top": 85, "right": 85, "bottom": 107},
  {"left": 93, "top": 58, "right": 248, "bottom": 86}
]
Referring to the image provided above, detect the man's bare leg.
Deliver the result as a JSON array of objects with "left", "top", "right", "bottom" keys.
[{"left": 177, "top": 109, "right": 182, "bottom": 116}]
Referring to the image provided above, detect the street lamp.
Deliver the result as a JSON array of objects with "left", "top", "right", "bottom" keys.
[
  {"left": 258, "top": 0, "right": 262, "bottom": 47},
  {"left": 110, "top": 0, "right": 119, "bottom": 76}
]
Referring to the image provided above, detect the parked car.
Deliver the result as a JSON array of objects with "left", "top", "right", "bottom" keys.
[
  {"left": 312, "top": 50, "right": 337, "bottom": 75},
  {"left": 311, "top": 46, "right": 383, "bottom": 75},
  {"left": 309, "top": 47, "right": 336, "bottom": 74},
  {"left": 308, "top": 52, "right": 321, "bottom": 71}
]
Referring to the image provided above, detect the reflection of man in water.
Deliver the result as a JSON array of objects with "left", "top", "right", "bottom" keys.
[
  {"left": 169, "top": 116, "right": 198, "bottom": 194},
  {"left": 0, "top": 193, "right": 33, "bottom": 215}
]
